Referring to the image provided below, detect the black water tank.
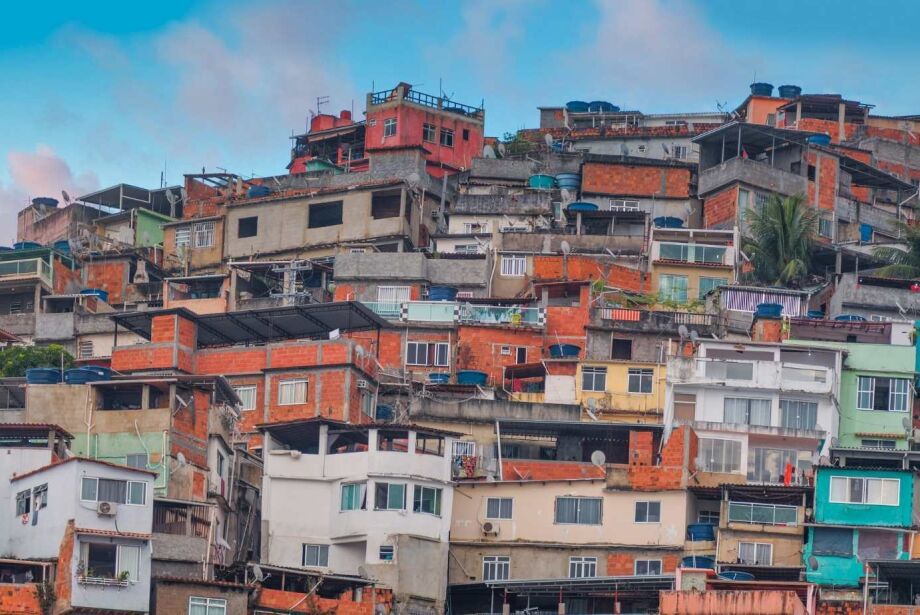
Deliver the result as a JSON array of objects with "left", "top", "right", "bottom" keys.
[
  {"left": 750, "top": 82, "right": 774, "bottom": 96},
  {"left": 778, "top": 85, "right": 802, "bottom": 99}
]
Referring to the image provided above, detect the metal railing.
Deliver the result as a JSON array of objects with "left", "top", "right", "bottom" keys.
[
  {"left": 362, "top": 301, "right": 544, "bottom": 327},
  {"left": 369, "top": 88, "right": 483, "bottom": 115},
  {"left": 596, "top": 308, "right": 716, "bottom": 327},
  {"left": 459, "top": 304, "right": 543, "bottom": 326},
  {"left": 0, "top": 258, "right": 53, "bottom": 286},
  {"left": 363, "top": 301, "right": 402, "bottom": 319},
  {"left": 727, "top": 502, "right": 798, "bottom": 526}
]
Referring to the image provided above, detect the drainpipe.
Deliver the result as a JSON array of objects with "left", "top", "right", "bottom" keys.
[{"left": 495, "top": 419, "right": 503, "bottom": 481}]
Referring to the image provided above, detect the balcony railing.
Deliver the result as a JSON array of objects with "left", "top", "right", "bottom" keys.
[
  {"left": 0, "top": 258, "right": 53, "bottom": 286},
  {"left": 668, "top": 357, "right": 833, "bottom": 393},
  {"left": 363, "top": 301, "right": 545, "bottom": 327},
  {"left": 77, "top": 576, "right": 129, "bottom": 587},
  {"left": 596, "top": 308, "right": 716, "bottom": 329},
  {"left": 727, "top": 502, "right": 798, "bottom": 526}
]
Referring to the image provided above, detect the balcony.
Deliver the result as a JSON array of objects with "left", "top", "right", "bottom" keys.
[
  {"left": 698, "top": 156, "right": 808, "bottom": 197},
  {"left": 668, "top": 356, "right": 833, "bottom": 394},
  {"left": 369, "top": 84, "right": 483, "bottom": 118},
  {"left": 727, "top": 502, "right": 798, "bottom": 526},
  {"left": 363, "top": 301, "right": 545, "bottom": 328},
  {"left": 594, "top": 308, "right": 717, "bottom": 335},
  {"left": 0, "top": 258, "right": 53, "bottom": 287}
]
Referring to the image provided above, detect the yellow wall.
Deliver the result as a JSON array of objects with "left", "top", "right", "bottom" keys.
[
  {"left": 576, "top": 361, "right": 666, "bottom": 422},
  {"left": 651, "top": 262, "right": 733, "bottom": 304}
]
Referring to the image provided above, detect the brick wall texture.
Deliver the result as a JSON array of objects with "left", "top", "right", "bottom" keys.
[{"left": 582, "top": 162, "right": 692, "bottom": 198}]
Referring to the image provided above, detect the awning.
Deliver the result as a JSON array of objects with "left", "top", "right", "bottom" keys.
[
  {"left": 693, "top": 121, "right": 819, "bottom": 149},
  {"left": 504, "top": 362, "right": 546, "bottom": 379},
  {"left": 480, "top": 575, "right": 675, "bottom": 595},
  {"left": 110, "top": 302, "right": 386, "bottom": 348}
]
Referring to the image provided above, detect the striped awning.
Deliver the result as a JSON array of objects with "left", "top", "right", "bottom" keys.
[{"left": 720, "top": 287, "right": 808, "bottom": 316}]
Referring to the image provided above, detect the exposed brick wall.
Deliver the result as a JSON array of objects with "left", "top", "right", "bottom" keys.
[
  {"left": 54, "top": 521, "right": 76, "bottom": 611},
  {"left": 816, "top": 601, "right": 863, "bottom": 615},
  {"left": 606, "top": 551, "right": 680, "bottom": 576},
  {"left": 0, "top": 585, "right": 41, "bottom": 614},
  {"left": 582, "top": 162, "right": 692, "bottom": 198},
  {"left": 254, "top": 587, "right": 375, "bottom": 615},
  {"left": 83, "top": 260, "right": 130, "bottom": 305},
  {"left": 533, "top": 255, "right": 645, "bottom": 292},
  {"left": 627, "top": 426, "right": 696, "bottom": 491},
  {"left": 815, "top": 151, "right": 838, "bottom": 211},
  {"left": 457, "top": 325, "right": 545, "bottom": 385},
  {"left": 703, "top": 186, "right": 738, "bottom": 228},
  {"left": 502, "top": 460, "right": 605, "bottom": 480},
  {"left": 52, "top": 258, "right": 82, "bottom": 295}
]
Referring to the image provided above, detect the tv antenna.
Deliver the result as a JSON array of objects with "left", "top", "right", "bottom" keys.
[{"left": 316, "top": 96, "right": 330, "bottom": 115}]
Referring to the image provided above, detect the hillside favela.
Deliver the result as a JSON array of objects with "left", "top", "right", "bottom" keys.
[{"left": 5, "top": 41, "right": 920, "bottom": 615}]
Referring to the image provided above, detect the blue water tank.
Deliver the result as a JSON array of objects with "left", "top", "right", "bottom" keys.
[
  {"left": 529, "top": 174, "right": 556, "bottom": 190},
  {"left": 31, "top": 197, "right": 59, "bottom": 208},
  {"left": 654, "top": 216, "right": 684, "bottom": 228},
  {"left": 778, "top": 85, "right": 802, "bottom": 99},
  {"left": 549, "top": 344, "right": 581, "bottom": 358},
  {"left": 428, "top": 286, "right": 458, "bottom": 301},
  {"left": 754, "top": 303, "right": 783, "bottom": 319},
  {"left": 457, "top": 370, "right": 488, "bottom": 386},
  {"left": 64, "top": 367, "right": 113, "bottom": 384},
  {"left": 719, "top": 571, "right": 756, "bottom": 581},
  {"left": 681, "top": 556, "right": 715, "bottom": 569},
  {"left": 808, "top": 134, "right": 832, "bottom": 146},
  {"left": 807, "top": 310, "right": 825, "bottom": 319},
  {"left": 588, "top": 100, "right": 618, "bottom": 113},
  {"left": 860, "top": 223, "right": 873, "bottom": 242},
  {"left": 13, "top": 241, "right": 41, "bottom": 250},
  {"left": 555, "top": 173, "right": 581, "bottom": 190},
  {"left": 26, "top": 368, "right": 62, "bottom": 384},
  {"left": 80, "top": 288, "right": 109, "bottom": 304},
  {"left": 247, "top": 185, "right": 271, "bottom": 198},
  {"left": 750, "top": 82, "right": 774, "bottom": 96},
  {"left": 687, "top": 523, "right": 716, "bottom": 541},
  {"left": 53, "top": 240, "right": 71, "bottom": 254},
  {"left": 375, "top": 404, "right": 394, "bottom": 421},
  {"left": 565, "top": 101, "right": 589, "bottom": 113},
  {"left": 567, "top": 202, "right": 599, "bottom": 213}
]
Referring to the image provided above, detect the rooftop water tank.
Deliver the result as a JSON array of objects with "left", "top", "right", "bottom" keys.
[
  {"left": 53, "top": 240, "right": 71, "bottom": 254},
  {"left": 588, "top": 101, "right": 618, "bottom": 113},
  {"left": 565, "top": 101, "right": 589, "bottom": 113},
  {"left": 808, "top": 134, "right": 832, "bottom": 147},
  {"left": 13, "top": 241, "right": 41, "bottom": 250},
  {"left": 549, "top": 344, "right": 581, "bottom": 358},
  {"left": 31, "top": 197, "right": 59, "bottom": 208},
  {"left": 567, "top": 202, "right": 598, "bottom": 213},
  {"left": 247, "top": 185, "right": 271, "bottom": 198},
  {"left": 778, "top": 84, "right": 802, "bottom": 99},
  {"left": 26, "top": 368, "right": 62, "bottom": 385},
  {"left": 64, "top": 367, "right": 113, "bottom": 384},
  {"left": 653, "top": 216, "right": 684, "bottom": 228},
  {"left": 457, "top": 370, "right": 488, "bottom": 386},
  {"left": 529, "top": 174, "right": 556, "bottom": 190},
  {"left": 555, "top": 173, "right": 581, "bottom": 190},
  {"left": 750, "top": 82, "right": 774, "bottom": 97},
  {"left": 80, "top": 288, "right": 109, "bottom": 304}
]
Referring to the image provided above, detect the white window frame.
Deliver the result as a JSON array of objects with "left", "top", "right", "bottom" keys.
[
  {"left": 422, "top": 123, "right": 436, "bottom": 143},
  {"left": 737, "top": 541, "right": 773, "bottom": 566},
  {"left": 79, "top": 477, "right": 146, "bottom": 506},
  {"left": 500, "top": 255, "right": 526, "bottom": 277},
  {"left": 829, "top": 476, "right": 900, "bottom": 506},
  {"left": 452, "top": 440, "right": 476, "bottom": 457},
  {"left": 627, "top": 368, "right": 654, "bottom": 394},
  {"left": 175, "top": 227, "right": 191, "bottom": 248},
  {"left": 569, "top": 556, "right": 597, "bottom": 578},
  {"left": 79, "top": 542, "right": 140, "bottom": 582},
  {"left": 555, "top": 496, "right": 602, "bottom": 525},
  {"left": 454, "top": 244, "right": 480, "bottom": 254},
  {"left": 440, "top": 127, "right": 455, "bottom": 148},
  {"left": 412, "top": 485, "right": 443, "bottom": 516},
  {"left": 697, "top": 438, "right": 742, "bottom": 474},
  {"left": 658, "top": 274, "right": 689, "bottom": 303},
  {"left": 234, "top": 385, "right": 257, "bottom": 412},
  {"left": 634, "top": 559, "right": 662, "bottom": 576},
  {"left": 193, "top": 221, "right": 215, "bottom": 248},
  {"left": 278, "top": 379, "right": 307, "bottom": 406},
  {"left": 383, "top": 118, "right": 397, "bottom": 138},
  {"left": 857, "top": 376, "right": 910, "bottom": 412},
  {"left": 78, "top": 340, "right": 94, "bottom": 359},
  {"left": 406, "top": 341, "right": 449, "bottom": 367},
  {"left": 483, "top": 555, "right": 510, "bottom": 581},
  {"left": 125, "top": 453, "right": 148, "bottom": 470},
  {"left": 340, "top": 482, "right": 365, "bottom": 511},
  {"left": 486, "top": 497, "right": 513, "bottom": 520},
  {"left": 189, "top": 596, "right": 227, "bottom": 615},
  {"left": 672, "top": 144, "right": 689, "bottom": 160},
  {"left": 634, "top": 501, "right": 661, "bottom": 523},
  {"left": 302, "top": 543, "right": 330, "bottom": 567},
  {"left": 581, "top": 366, "right": 607, "bottom": 392},
  {"left": 463, "top": 222, "right": 488, "bottom": 234}
]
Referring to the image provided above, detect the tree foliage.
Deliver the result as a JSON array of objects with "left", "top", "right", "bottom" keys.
[
  {"left": 872, "top": 222, "right": 920, "bottom": 279},
  {"left": 743, "top": 193, "right": 817, "bottom": 286},
  {"left": 0, "top": 344, "right": 74, "bottom": 377}
]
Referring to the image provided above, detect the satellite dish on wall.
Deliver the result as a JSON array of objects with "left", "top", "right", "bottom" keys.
[
  {"left": 483, "top": 145, "right": 496, "bottom": 158},
  {"left": 252, "top": 565, "right": 265, "bottom": 582},
  {"left": 807, "top": 556, "right": 819, "bottom": 570},
  {"left": 590, "top": 450, "right": 606, "bottom": 466},
  {"left": 544, "top": 133, "right": 554, "bottom": 148},
  {"left": 176, "top": 452, "right": 187, "bottom": 467},
  {"left": 560, "top": 240, "right": 571, "bottom": 255}
]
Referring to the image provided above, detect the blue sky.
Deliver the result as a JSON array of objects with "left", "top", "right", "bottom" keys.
[{"left": 2, "top": 0, "right": 920, "bottom": 242}]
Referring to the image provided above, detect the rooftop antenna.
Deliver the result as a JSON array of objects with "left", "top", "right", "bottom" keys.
[{"left": 316, "top": 96, "right": 330, "bottom": 115}]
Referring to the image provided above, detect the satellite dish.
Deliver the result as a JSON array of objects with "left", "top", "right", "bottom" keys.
[
  {"left": 560, "top": 240, "right": 571, "bottom": 255},
  {"left": 807, "top": 556, "right": 819, "bottom": 570},
  {"left": 620, "top": 144, "right": 630, "bottom": 156},
  {"left": 176, "top": 452, "right": 187, "bottom": 467},
  {"left": 543, "top": 133, "right": 554, "bottom": 148},
  {"left": 61, "top": 190, "right": 72, "bottom": 205},
  {"left": 903, "top": 417, "right": 912, "bottom": 430},
  {"left": 497, "top": 142, "right": 506, "bottom": 157},
  {"left": 830, "top": 437, "right": 840, "bottom": 448},
  {"left": 252, "top": 564, "right": 265, "bottom": 582},
  {"left": 678, "top": 324, "right": 689, "bottom": 341},
  {"left": 483, "top": 145, "right": 496, "bottom": 158},
  {"left": 590, "top": 450, "right": 606, "bottom": 466},
  {"left": 661, "top": 143, "right": 671, "bottom": 155},
  {"left": 690, "top": 330, "right": 700, "bottom": 344}
]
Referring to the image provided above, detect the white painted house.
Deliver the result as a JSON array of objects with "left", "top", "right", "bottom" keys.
[
  {"left": 665, "top": 340, "right": 843, "bottom": 484},
  {"left": 6, "top": 453, "right": 155, "bottom": 613},
  {"left": 260, "top": 418, "right": 456, "bottom": 614}
]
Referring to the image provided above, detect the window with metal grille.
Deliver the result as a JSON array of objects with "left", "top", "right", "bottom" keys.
[
  {"left": 500, "top": 255, "right": 526, "bottom": 277},
  {"left": 193, "top": 221, "right": 214, "bottom": 248},
  {"left": 175, "top": 227, "right": 191, "bottom": 247}
]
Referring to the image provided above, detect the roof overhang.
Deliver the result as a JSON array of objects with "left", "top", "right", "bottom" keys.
[{"left": 692, "top": 121, "right": 819, "bottom": 149}]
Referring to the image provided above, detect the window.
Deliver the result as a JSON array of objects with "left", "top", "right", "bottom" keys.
[
  {"left": 609, "top": 199, "right": 640, "bottom": 211},
  {"left": 375, "top": 482, "right": 406, "bottom": 510},
  {"left": 125, "top": 454, "right": 148, "bottom": 470},
  {"left": 862, "top": 439, "right": 897, "bottom": 449},
  {"left": 569, "top": 557, "right": 597, "bottom": 578},
  {"left": 383, "top": 118, "right": 397, "bottom": 137},
  {"left": 278, "top": 379, "right": 307, "bottom": 405},
  {"left": 705, "top": 360, "right": 754, "bottom": 380},
  {"left": 440, "top": 128, "right": 454, "bottom": 147},
  {"left": 581, "top": 367, "right": 607, "bottom": 392},
  {"left": 500, "top": 255, "right": 526, "bottom": 277},
  {"left": 635, "top": 559, "right": 662, "bottom": 576},
  {"left": 238, "top": 216, "right": 258, "bottom": 238},
  {"left": 634, "top": 501, "right": 661, "bottom": 523},
  {"left": 857, "top": 376, "right": 910, "bottom": 412},
  {"left": 189, "top": 597, "right": 227, "bottom": 615},
  {"left": 819, "top": 218, "right": 833, "bottom": 238},
  {"left": 486, "top": 497, "right": 513, "bottom": 519},
  {"left": 699, "top": 277, "right": 728, "bottom": 299},
  {"left": 308, "top": 201, "right": 343, "bottom": 228},
  {"left": 341, "top": 483, "right": 366, "bottom": 511},
  {"left": 379, "top": 545, "right": 395, "bottom": 561},
  {"left": 698, "top": 510, "right": 720, "bottom": 524},
  {"left": 454, "top": 244, "right": 480, "bottom": 254},
  {"left": 463, "top": 222, "right": 488, "bottom": 233},
  {"left": 659, "top": 274, "right": 688, "bottom": 303},
  {"left": 637, "top": 144, "right": 647, "bottom": 153},
  {"left": 80, "top": 477, "right": 146, "bottom": 505},
  {"left": 423, "top": 123, "right": 436, "bottom": 143},
  {"left": 378, "top": 431, "right": 409, "bottom": 452},
  {"left": 79, "top": 543, "right": 139, "bottom": 581},
  {"left": 15, "top": 489, "right": 30, "bottom": 516},
  {"left": 463, "top": 128, "right": 470, "bottom": 141},
  {"left": 738, "top": 189, "right": 750, "bottom": 212},
  {"left": 829, "top": 476, "right": 900, "bottom": 506},
  {"left": 371, "top": 191, "right": 401, "bottom": 219},
  {"left": 302, "top": 544, "right": 329, "bottom": 567},
  {"left": 727, "top": 501, "right": 797, "bottom": 525},
  {"left": 857, "top": 530, "right": 901, "bottom": 560},
  {"left": 611, "top": 339, "right": 633, "bottom": 360},
  {"left": 555, "top": 497, "right": 602, "bottom": 525},
  {"left": 78, "top": 340, "right": 94, "bottom": 359},
  {"left": 376, "top": 286, "right": 410, "bottom": 317},
  {"left": 175, "top": 227, "right": 191, "bottom": 248},
  {"left": 672, "top": 145, "right": 688, "bottom": 159},
  {"left": 627, "top": 368, "right": 653, "bottom": 394},
  {"left": 193, "top": 221, "right": 215, "bottom": 248},
  {"left": 812, "top": 527, "right": 854, "bottom": 556},
  {"left": 516, "top": 347, "right": 527, "bottom": 364},
  {"left": 780, "top": 399, "right": 818, "bottom": 430},
  {"left": 658, "top": 243, "right": 726, "bottom": 265},
  {"left": 234, "top": 386, "right": 257, "bottom": 412},
  {"left": 723, "top": 398, "right": 771, "bottom": 426},
  {"left": 766, "top": 113, "right": 776, "bottom": 127},
  {"left": 697, "top": 438, "right": 742, "bottom": 473},
  {"left": 413, "top": 485, "right": 442, "bottom": 516},
  {"left": 416, "top": 434, "right": 445, "bottom": 456},
  {"left": 406, "top": 341, "right": 449, "bottom": 367},
  {"left": 453, "top": 440, "right": 476, "bottom": 458},
  {"left": 747, "top": 447, "right": 797, "bottom": 483},
  {"left": 738, "top": 542, "right": 772, "bottom": 565},
  {"left": 32, "top": 484, "right": 48, "bottom": 510},
  {"left": 483, "top": 556, "right": 510, "bottom": 581},
  {"left": 216, "top": 452, "right": 225, "bottom": 478}
]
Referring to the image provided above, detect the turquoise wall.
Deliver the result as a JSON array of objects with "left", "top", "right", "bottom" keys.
[
  {"left": 804, "top": 527, "right": 909, "bottom": 587},
  {"left": 815, "top": 467, "right": 914, "bottom": 527}
]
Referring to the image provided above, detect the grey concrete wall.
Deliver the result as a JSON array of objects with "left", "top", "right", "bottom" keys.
[
  {"left": 452, "top": 192, "right": 552, "bottom": 215},
  {"left": 334, "top": 253, "right": 489, "bottom": 288},
  {"left": 34, "top": 312, "right": 75, "bottom": 341},
  {"left": 500, "top": 230, "right": 645, "bottom": 254},
  {"left": 152, "top": 533, "right": 209, "bottom": 565},
  {"left": 152, "top": 579, "right": 250, "bottom": 615},
  {"left": 585, "top": 329, "right": 667, "bottom": 363},
  {"left": 835, "top": 198, "right": 900, "bottom": 237},
  {"left": 829, "top": 272, "right": 920, "bottom": 319},
  {"left": 577, "top": 136, "right": 699, "bottom": 162},
  {"left": 698, "top": 157, "right": 808, "bottom": 197},
  {"left": 0, "top": 312, "right": 36, "bottom": 337},
  {"left": 374, "top": 535, "right": 448, "bottom": 609},
  {"left": 410, "top": 397, "right": 580, "bottom": 424}
]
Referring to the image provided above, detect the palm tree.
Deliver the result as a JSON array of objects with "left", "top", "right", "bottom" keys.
[
  {"left": 872, "top": 222, "right": 920, "bottom": 278},
  {"left": 743, "top": 194, "right": 817, "bottom": 286}
]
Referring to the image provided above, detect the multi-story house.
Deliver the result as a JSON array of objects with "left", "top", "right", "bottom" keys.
[
  {"left": 260, "top": 418, "right": 456, "bottom": 614},
  {"left": 648, "top": 226, "right": 738, "bottom": 306}
]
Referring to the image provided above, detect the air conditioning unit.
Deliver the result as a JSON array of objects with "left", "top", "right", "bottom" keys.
[
  {"left": 481, "top": 521, "right": 499, "bottom": 536},
  {"left": 356, "top": 379, "right": 369, "bottom": 390},
  {"left": 96, "top": 501, "right": 117, "bottom": 517}
]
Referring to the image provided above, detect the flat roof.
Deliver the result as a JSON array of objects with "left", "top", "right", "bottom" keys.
[
  {"left": 0, "top": 423, "right": 73, "bottom": 439},
  {"left": 259, "top": 417, "right": 463, "bottom": 443},
  {"left": 497, "top": 418, "right": 661, "bottom": 439},
  {"left": 110, "top": 302, "right": 386, "bottom": 348},
  {"left": 477, "top": 574, "right": 675, "bottom": 595},
  {"left": 692, "top": 120, "right": 819, "bottom": 148}
]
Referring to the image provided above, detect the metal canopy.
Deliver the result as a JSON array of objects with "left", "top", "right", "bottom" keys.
[
  {"left": 833, "top": 150, "right": 916, "bottom": 191},
  {"left": 497, "top": 419, "right": 661, "bottom": 439},
  {"left": 870, "top": 559, "right": 920, "bottom": 581},
  {"left": 111, "top": 302, "right": 386, "bottom": 348},
  {"left": 480, "top": 574, "right": 675, "bottom": 595},
  {"left": 77, "top": 183, "right": 183, "bottom": 217},
  {"left": 692, "top": 121, "right": 819, "bottom": 148}
]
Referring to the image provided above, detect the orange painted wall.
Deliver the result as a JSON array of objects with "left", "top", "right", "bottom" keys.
[{"left": 582, "top": 162, "right": 691, "bottom": 198}]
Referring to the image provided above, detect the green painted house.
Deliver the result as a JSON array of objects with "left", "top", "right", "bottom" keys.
[
  {"left": 804, "top": 466, "right": 916, "bottom": 587},
  {"left": 96, "top": 207, "right": 175, "bottom": 248}
]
